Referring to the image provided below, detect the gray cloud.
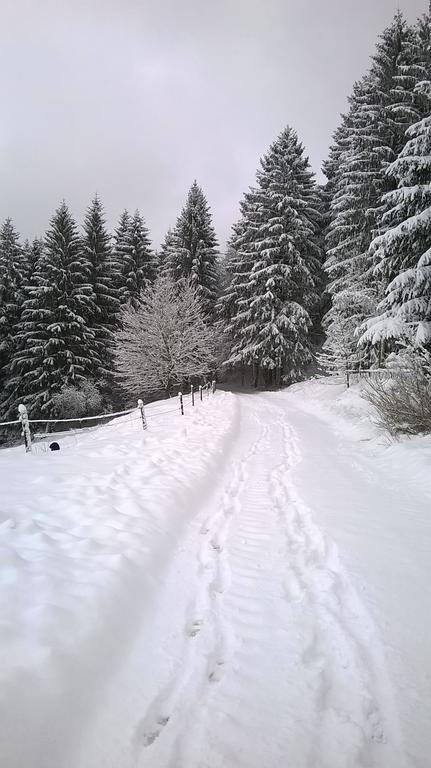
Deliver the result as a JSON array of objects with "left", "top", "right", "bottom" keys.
[{"left": 0, "top": 0, "right": 427, "bottom": 249}]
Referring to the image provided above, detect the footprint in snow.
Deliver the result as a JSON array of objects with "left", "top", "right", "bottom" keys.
[
  {"left": 186, "top": 619, "right": 203, "bottom": 637},
  {"left": 364, "top": 700, "right": 386, "bottom": 743},
  {"left": 208, "top": 658, "right": 225, "bottom": 682},
  {"left": 136, "top": 715, "right": 170, "bottom": 747}
]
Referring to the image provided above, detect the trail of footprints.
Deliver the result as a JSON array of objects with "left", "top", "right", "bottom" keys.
[
  {"left": 195, "top": 423, "right": 268, "bottom": 685},
  {"left": 136, "top": 405, "right": 393, "bottom": 764},
  {"left": 269, "top": 410, "right": 390, "bottom": 761},
  {"left": 135, "top": 423, "right": 266, "bottom": 750}
]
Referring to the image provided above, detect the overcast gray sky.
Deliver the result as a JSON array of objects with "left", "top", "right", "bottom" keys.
[{"left": 0, "top": 0, "right": 426, "bottom": 250}]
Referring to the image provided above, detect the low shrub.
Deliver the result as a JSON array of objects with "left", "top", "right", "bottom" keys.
[
  {"left": 364, "top": 355, "right": 431, "bottom": 436},
  {"left": 51, "top": 381, "right": 103, "bottom": 420}
]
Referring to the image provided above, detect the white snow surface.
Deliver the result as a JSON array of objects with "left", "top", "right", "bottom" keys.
[{"left": 0, "top": 383, "right": 430, "bottom": 768}]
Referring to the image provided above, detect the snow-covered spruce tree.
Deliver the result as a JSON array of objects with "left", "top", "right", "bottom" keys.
[
  {"left": 114, "top": 276, "right": 216, "bottom": 399},
  {"left": 318, "top": 292, "right": 373, "bottom": 378},
  {"left": 322, "top": 77, "right": 388, "bottom": 372},
  {"left": 82, "top": 195, "right": 121, "bottom": 370},
  {"left": 112, "top": 210, "right": 132, "bottom": 305},
  {"left": 158, "top": 227, "right": 176, "bottom": 277},
  {"left": 166, "top": 181, "right": 220, "bottom": 316},
  {"left": 216, "top": 245, "right": 239, "bottom": 323},
  {"left": 417, "top": 3, "right": 431, "bottom": 76},
  {"left": 312, "top": 183, "right": 330, "bottom": 341},
  {"left": 216, "top": 191, "right": 261, "bottom": 384},
  {"left": 21, "top": 237, "right": 43, "bottom": 284},
  {"left": 4, "top": 202, "right": 100, "bottom": 417},
  {"left": 112, "top": 208, "right": 155, "bottom": 307},
  {"left": 217, "top": 190, "right": 260, "bottom": 326},
  {"left": 0, "top": 218, "right": 24, "bottom": 394},
  {"left": 359, "top": 80, "right": 431, "bottom": 350},
  {"left": 323, "top": 12, "right": 425, "bottom": 368},
  {"left": 122, "top": 210, "right": 155, "bottom": 308},
  {"left": 225, "top": 126, "right": 322, "bottom": 386}
]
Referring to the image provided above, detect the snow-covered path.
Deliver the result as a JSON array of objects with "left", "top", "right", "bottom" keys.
[
  {"left": 1, "top": 385, "right": 430, "bottom": 768},
  {"left": 115, "top": 393, "right": 400, "bottom": 768}
]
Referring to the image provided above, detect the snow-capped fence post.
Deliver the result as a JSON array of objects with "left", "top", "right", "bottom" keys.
[
  {"left": 137, "top": 399, "right": 147, "bottom": 430},
  {"left": 346, "top": 370, "right": 350, "bottom": 389},
  {"left": 178, "top": 391, "right": 184, "bottom": 416},
  {"left": 18, "top": 404, "right": 32, "bottom": 453},
  {"left": 191, "top": 384, "right": 195, "bottom": 406},
  {"left": 199, "top": 384, "right": 203, "bottom": 402},
  {"left": 212, "top": 380, "right": 216, "bottom": 394}
]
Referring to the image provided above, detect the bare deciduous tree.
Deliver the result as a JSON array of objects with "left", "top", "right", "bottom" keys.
[{"left": 114, "top": 277, "right": 217, "bottom": 398}]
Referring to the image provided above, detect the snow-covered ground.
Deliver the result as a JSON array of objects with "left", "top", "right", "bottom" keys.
[{"left": 0, "top": 381, "right": 430, "bottom": 768}]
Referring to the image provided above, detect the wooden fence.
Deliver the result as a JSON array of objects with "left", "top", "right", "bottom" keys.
[{"left": 0, "top": 381, "right": 217, "bottom": 454}]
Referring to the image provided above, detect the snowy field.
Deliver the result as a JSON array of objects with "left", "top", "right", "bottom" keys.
[{"left": 0, "top": 382, "right": 430, "bottom": 768}]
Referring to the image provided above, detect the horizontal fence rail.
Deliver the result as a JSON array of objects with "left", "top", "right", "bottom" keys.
[
  {"left": 0, "top": 380, "right": 217, "bottom": 454},
  {"left": 323, "top": 366, "right": 415, "bottom": 389},
  {"left": 25, "top": 407, "right": 138, "bottom": 424}
]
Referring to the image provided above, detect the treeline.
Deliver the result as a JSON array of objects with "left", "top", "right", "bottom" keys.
[
  {"left": 1, "top": 5, "right": 431, "bottom": 423},
  {"left": 0, "top": 182, "right": 219, "bottom": 419},
  {"left": 221, "top": 6, "right": 431, "bottom": 382},
  {"left": 322, "top": 8, "right": 431, "bottom": 371}
]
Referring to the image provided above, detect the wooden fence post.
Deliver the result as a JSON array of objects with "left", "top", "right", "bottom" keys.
[
  {"left": 137, "top": 399, "right": 147, "bottom": 430},
  {"left": 178, "top": 391, "right": 184, "bottom": 415},
  {"left": 212, "top": 380, "right": 216, "bottom": 394},
  {"left": 199, "top": 385, "right": 203, "bottom": 402},
  {"left": 191, "top": 384, "right": 194, "bottom": 406},
  {"left": 18, "top": 404, "right": 32, "bottom": 453}
]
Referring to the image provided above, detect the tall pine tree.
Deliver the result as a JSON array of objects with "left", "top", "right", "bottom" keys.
[
  {"left": 126, "top": 210, "right": 156, "bottom": 306},
  {"left": 157, "top": 227, "right": 176, "bottom": 277},
  {"left": 82, "top": 195, "right": 121, "bottom": 372},
  {"left": 217, "top": 191, "right": 260, "bottom": 325},
  {"left": 225, "top": 126, "right": 322, "bottom": 386},
  {"left": 323, "top": 12, "right": 425, "bottom": 367},
  {"left": 0, "top": 219, "right": 24, "bottom": 396},
  {"left": 166, "top": 181, "right": 220, "bottom": 316},
  {"left": 112, "top": 210, "right": 132, "bottom": 305},
  {"left": 21, "top": 238, "right": 43, "bottom": 285},
  {"left": 360, "top": 79, "right": 431, "bottom": 349},
  {"left": 113, "top": 209, "right": 155, "bottom": 309},
  {"left": 4, "top": 202, "right": 100, "bottom": 417}
]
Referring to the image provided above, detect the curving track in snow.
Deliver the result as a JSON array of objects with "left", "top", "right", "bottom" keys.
[{"left": 75, "top": 391, "right": 410, "bottom": 768}]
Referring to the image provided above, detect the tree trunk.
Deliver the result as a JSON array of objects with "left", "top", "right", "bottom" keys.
[{"left": 253, "top": 364, "right": 260, "bottom": 389}]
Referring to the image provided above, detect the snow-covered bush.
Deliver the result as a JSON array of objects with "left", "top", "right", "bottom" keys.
[
  {"left": 51, "top": 381, "right": 102, "bottom": 419},
  {"left": 364, "top": 353, "right": 431, "bottom": 436},
  {"left": 114, "top": 276, "right": 217, "bottom": 398}
]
